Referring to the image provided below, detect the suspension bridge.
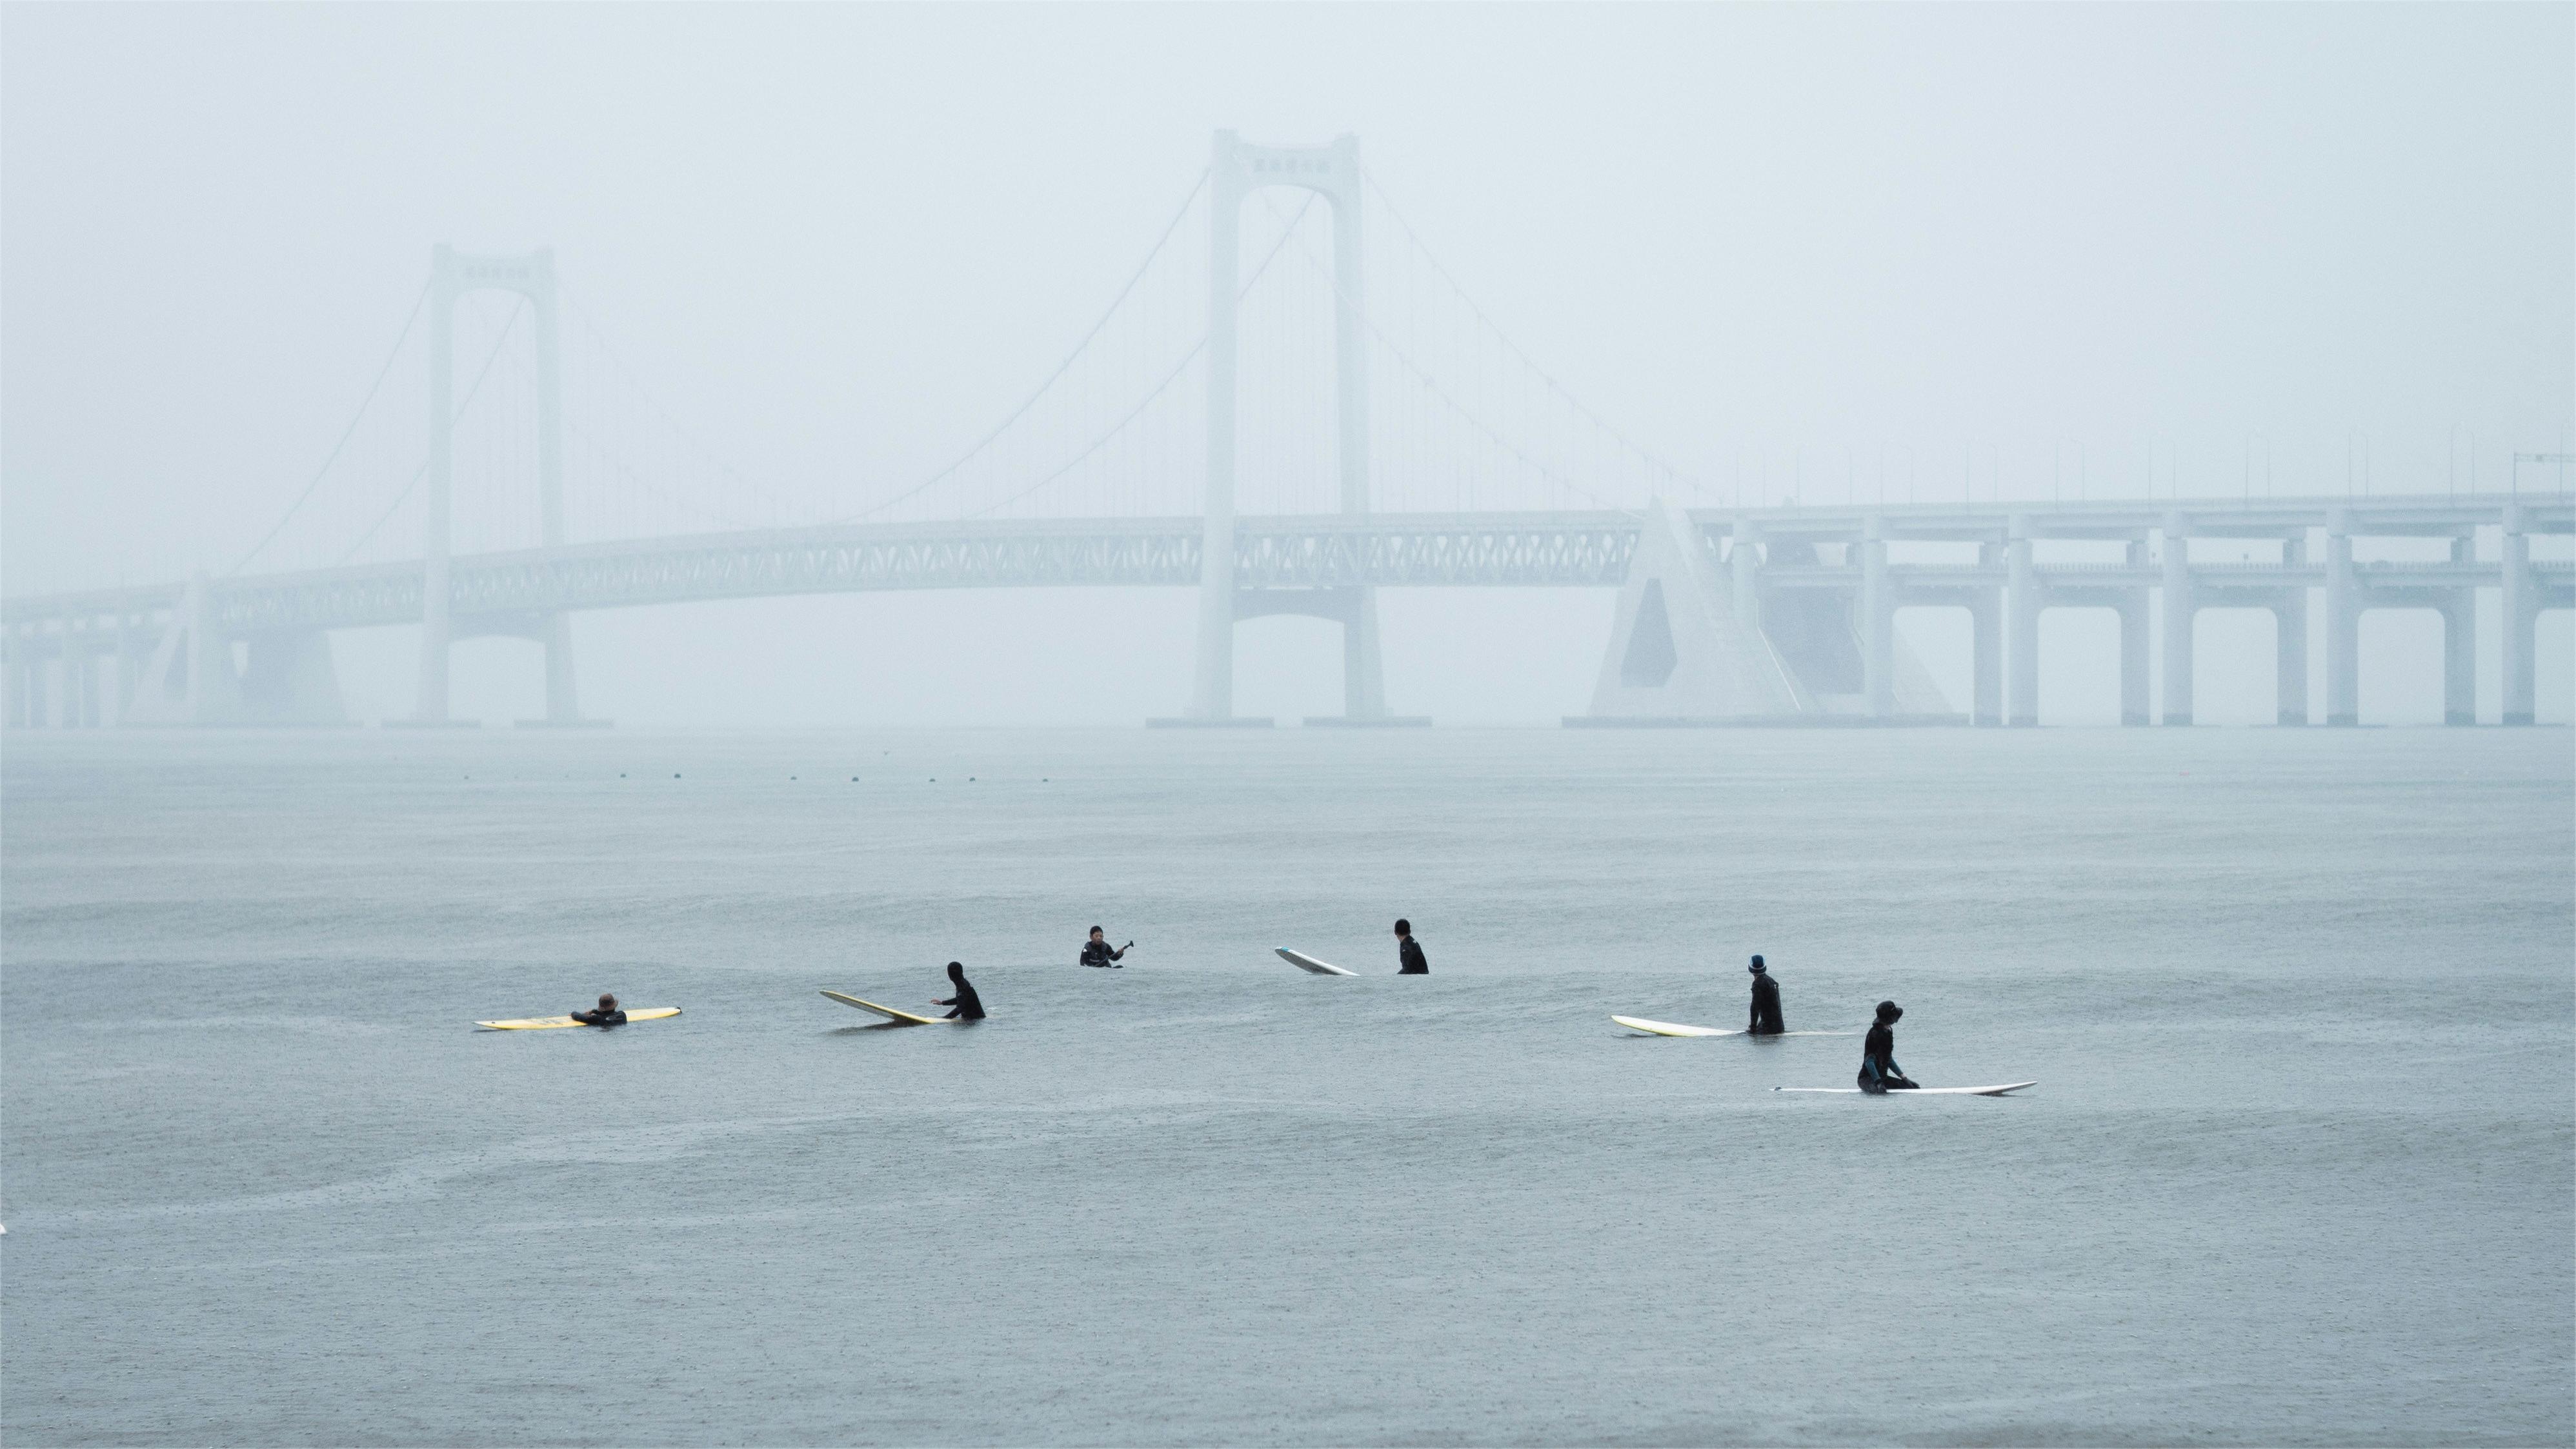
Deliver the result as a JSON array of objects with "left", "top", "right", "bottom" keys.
[{"left": 5, "top": 132, "right": 2570, "bottom": 729}]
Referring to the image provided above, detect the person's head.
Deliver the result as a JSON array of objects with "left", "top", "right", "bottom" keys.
[
  {"left": 1875, "top": 1000, "right": 1903, "bottom": 1026},
  {"left": 1394, "top": 918, "right": 1412, "bottom": 938},
  {"left": 598, "top": 993, "right": 618, "bottom": 1011},
  {"left": 1748, "top": 955, "right": 1767, "bottom": 974},
  {"left": 1089, "top": 926, "right": 1105, "bottom": 941},
  {"left": 947, "top": 961, "right": 966, "bottom": 983}
]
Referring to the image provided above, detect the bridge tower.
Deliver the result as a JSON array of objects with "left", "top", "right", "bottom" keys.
[
  {"left": 408, "top": 245, "right": 595, "bottom": 727},
  {"left": 1184, "top": 130, "right": 1405, "bottom": 725}
]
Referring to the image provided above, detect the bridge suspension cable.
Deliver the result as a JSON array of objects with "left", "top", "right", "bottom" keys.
[
  {"left": 1260, "top": 194, "right": 1636, "bottom": 516},
  {"left": 964, "top": 194, "right": 1322, "bottom": 520},
  {"left": 228, "top": 281, "right": 431, "bottom": 574},
  {"left": 836, "top": 167, "right": 1212, "bottom": 524},
  {"left": 1362, "top": 169, "right": 1705, "bottom": 505},
  {"left": 333, "top": 299, "right": 528, "bottom": 565}
]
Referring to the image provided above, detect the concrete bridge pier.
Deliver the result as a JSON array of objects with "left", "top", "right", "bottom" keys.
[
  {"left": 2324, "top": 510, "right": 2359, "bottom": 726},
  {"left": 2007, "top": 517, "right": 2038, "bottom": 726},
  {"left": 2441, "top": 535, "right": 2477, "bottom": 724},
  {"left": 1860, "top": 516, "right": 1892, "bottom": 718},
  {"left": 2277, "top": 537, "right": 2310, "bottom": 724},
  {"left": 2118, "top": 585, "right": 2151, "bottom": 726},
  {"left": 2500, "top": 507, "right": 2537, "bottom": 725},
  {"left": 1971, "top": 545, "right": 2002, "bottom": 725},
  {"left": 2161, "top": 514, "right": 2195, "bottom": 725}
]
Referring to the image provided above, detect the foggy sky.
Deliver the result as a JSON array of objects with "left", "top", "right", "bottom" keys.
[{"left": 3, "top": 3, "right": 2569, "bottom": 726}]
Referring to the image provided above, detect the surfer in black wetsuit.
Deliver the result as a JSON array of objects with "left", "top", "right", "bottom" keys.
[
  {"left": 1858, "top": 1000, "right": 1918, "bottom": 1094},
  {"left": 1394, "top": 919, "right": 1428, "bottom": 975},
  {"left": 1080, "top": 928, "right": 1131, "bottom": 968},
  {"left": 1746, "top": 956, "right": 1784, "bottom": 1036},
  {"left": 932, "top": 962, "right": 985, "bottom": 1020},
  {"left": 569, "top": 993, "right": 627, "bottom": 1027}
]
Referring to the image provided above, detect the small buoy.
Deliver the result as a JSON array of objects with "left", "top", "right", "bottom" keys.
[
  {"left": 673, "top": 773, "right": 681, "bottom": 779},
  {"left": 969, "top": 777, "right": 976, "bottom": 782},
  {"left": 619, "top": 773, "right": 627, "bottom": 778},
  {"left": 849, "top": 775, "right": 858, "bottom": 782}
]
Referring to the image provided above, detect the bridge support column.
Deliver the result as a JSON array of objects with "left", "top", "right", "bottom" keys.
[
  {"left": 72, "top": 652, "right": 99, "bottom": 728},
  {"left": 1860, "top": 517, "right": 1891, "bottom": 718},
  {"left": 1187, "top": 132, "right": 1245, "bottom": 723},
  {"left": 2325, "top": 510, "right": 2359, "bottom": 726},
  {"left": 416, "top": 245, "right": 458, "bottom": 724},
  {"left": 2120, "top": 595, "right": 2151, "bottom": 727},
  {"left": 2500, "top": 506, "right": 2535, "bottom": 725},
  {"left": 2160, "top": 514, "right": 2193, "bottom": 725},
  {"left": 2443, "top": 537, "right": 2477, "bottom": 725},
  {"left": 1971, "top": 545, "right": 2001, "bottom": 726},
  {"left": 2006, "top": 516, "right": 2038, "bottom": 726},
  {"left": 3, "top": 635, "right": 23, "bottom": 729},
  {"left": 1731, "top": 521, "right": 1763, "bottom": 634},
  {"left": 2277, "top": 539, "right": 2309, "bottom": 724}
]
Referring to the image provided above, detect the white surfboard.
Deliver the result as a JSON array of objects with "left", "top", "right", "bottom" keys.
[
  {"left": 1611, "top": 1015, "right": 1853, "bottom": 1038},
  {"left": 1276, "top": 948, "right": 1356, "bottom": 977},
  {"left": 1612, "top": 1015, "right": 1738, "bottom": 1037},
  {"left": 1773, "top": 1082, "right": 2037, "bottom": 1096},
  {"left": 820, "top": 990, "right": 964, "bottom": 1026}
]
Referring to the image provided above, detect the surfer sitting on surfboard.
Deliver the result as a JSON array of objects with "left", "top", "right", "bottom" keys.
[
  {"left": 1394, "top": 919, "right": 1428, "bottom": 975},
  {"left": 1080, "top": 928, "right": 1131, "bottom": 968},
  {"left": 568, "top": 994, "right": 628, "bottom": 1027},
  {"left": 932, "top": 963, "right": 986, "bottom": 1020},
  {"left": 1858, "top": 1001, "right": 1918, "bottom": 1094},
  {"left": 1747, "top": 956, "right": 1784, "bottom": 1035}
]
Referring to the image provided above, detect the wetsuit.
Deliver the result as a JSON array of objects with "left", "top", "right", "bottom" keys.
[
  {"left": 935, "top": 979, "right": 986, "bottom": 1020},
  {"left": 1080, "top": 939, "right": 1129, "bottom": 968},
  {"left": 1398, "top": 937, "right": 1429, "bottom": 975},
  {"left": 1858, "top": 1022, "right": 1915, "bottom": 1093},
  {"left": 1747, "top": 973, "right": 1784, "bottom": 1035},
  {"left": 570, "top": 1007, "right": 627, "bottom": 1026}
]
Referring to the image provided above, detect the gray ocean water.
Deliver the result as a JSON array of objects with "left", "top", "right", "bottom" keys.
[{"left": 3, "top": 726, "right": 2570, "bottom": 1446}]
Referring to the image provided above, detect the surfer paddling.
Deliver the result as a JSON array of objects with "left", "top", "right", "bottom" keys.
[
  {"left": 567, "top": 993, "right": 627, "bottom": 1027},
  {"left": 932, "top": 962, "right": 986, "bottom": 1020},
  {"left": 1858, "top": 1000, "right": 1918, "bottom": 1093},
  {"left": 1080, "top": 927, "right": 1132, "bottom": 968},
  {"left": 1746, "top": 955, "right": 1784, "bottom": 1036},
  {"left": 1394, "top": 919, "right": 1429, "bottom": 974}
]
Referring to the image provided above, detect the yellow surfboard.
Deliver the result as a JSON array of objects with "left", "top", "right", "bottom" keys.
[
  {"left": 476, "top": 1007, "right": 683, "bottom": 1030},
  {"left": 820, "top": 990, "right": 961, "bottom": 1026}
]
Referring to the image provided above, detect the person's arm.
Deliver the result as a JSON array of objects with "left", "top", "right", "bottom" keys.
[
  {"left": 1750, "top": 989, "right": 1761, "bottom": 1032},
  {"left": 1109, "top": 942, "right": 1128, "bottom": 961}
]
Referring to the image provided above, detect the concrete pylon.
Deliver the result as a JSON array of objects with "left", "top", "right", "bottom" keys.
[
  {"left": 2500, "top": 505, "right": 2536, "bottom": 725},
  {"left": 2006, "top": 516, "right": 2038, "bottom": 726},
  {"left": 2160, "top": 513, "right": 2193, "bottom": 725},
  {"left": 1971, "top": 543, "right": 2002, "bottom": 726},
  {"left": 125, "top": 573, "right": 243, "bottom": 724},
  {"left": 1860, "top": 515, "right": 1892, "bottom": 718},
  {"left": 413, "top": 245, "right": 590, "bottom": 728},
  {"left": 2324, "top": 509, "right": 2359, "bottom": 726},
  {"left": 1180, "top": 130, "right": 1389, "bottom": 726},
  {"left": 1583, "top": 501, "right": 1801, "bottom": 720},
  {"left": 2443, "top": 535, "right": 2477, "bottom": 725},
  {"left": 2277, "top": 535, "right": 2309, "bottom": 725}
]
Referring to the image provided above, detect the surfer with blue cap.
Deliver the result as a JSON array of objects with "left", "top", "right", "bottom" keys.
[
  {"left": 1858, "top": 1001, "right": 1918, "bottom": 1094},
  {"left": 1746, "top": 956, "right": 1784, "bottom": 1035}
]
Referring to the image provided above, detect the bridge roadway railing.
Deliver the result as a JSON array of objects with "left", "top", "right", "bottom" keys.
[{"left": 3, "top": 495, "right": 2567, "bottom": 639}]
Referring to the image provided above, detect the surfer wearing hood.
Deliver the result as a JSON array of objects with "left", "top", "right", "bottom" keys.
[
  {"left": 932, "top": 962, "right": 985, "bottom": 1021},
  {"left": 1858, "top": 1000, "right": 1917, "bottom": 1093},
  {"left": 1746, "top": 955, "right": 1784, "bottom": 1035}
]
